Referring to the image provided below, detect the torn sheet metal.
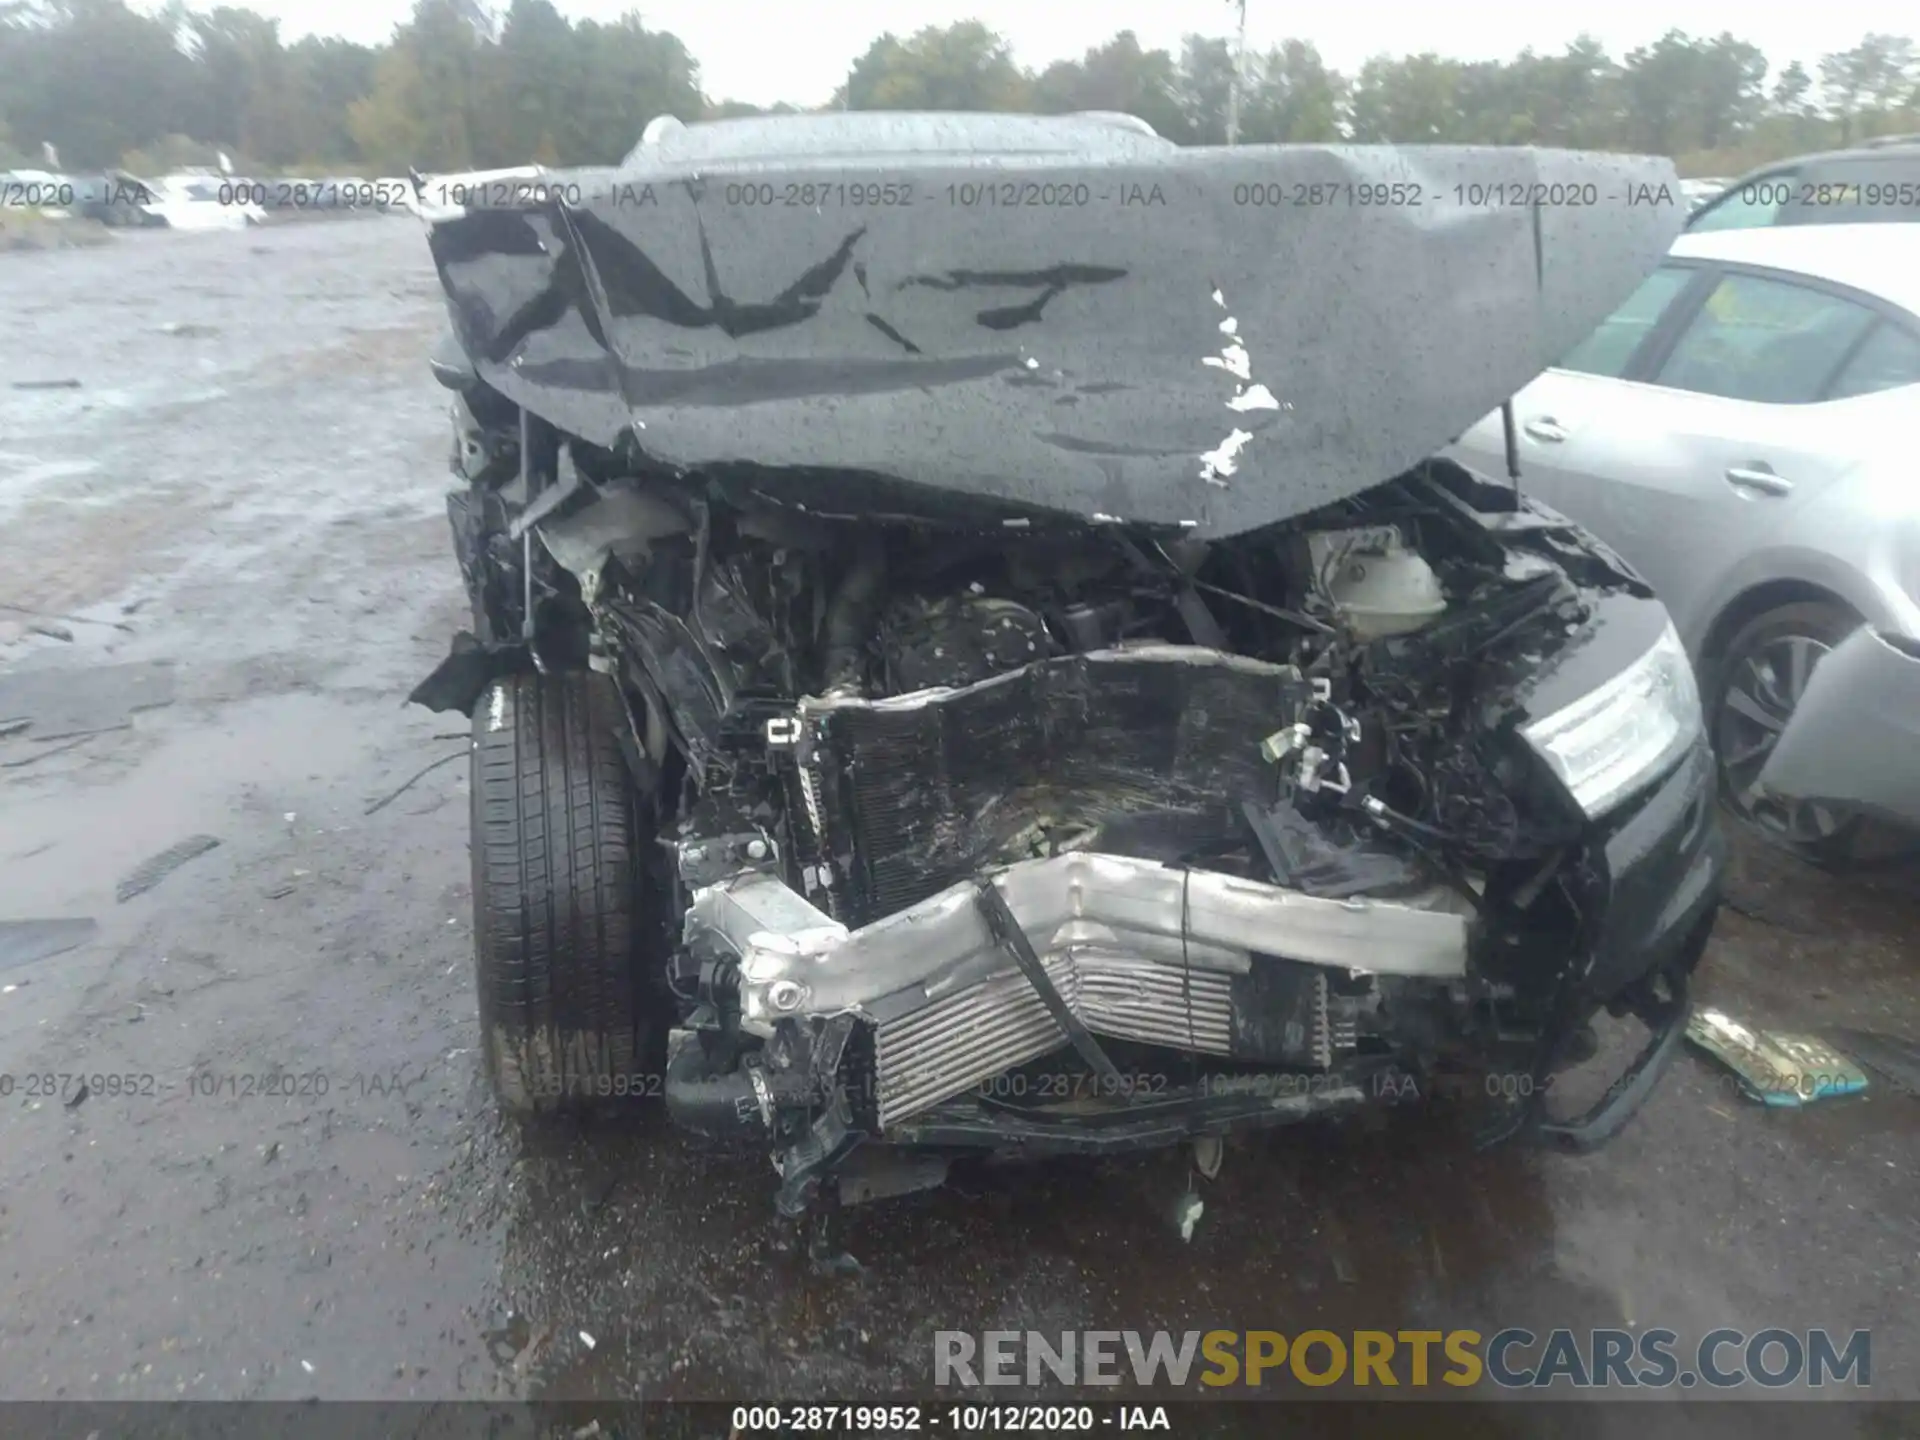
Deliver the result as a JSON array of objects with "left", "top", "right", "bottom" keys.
[
  {"left": 1756, "top": 627, "right": 1920, "bottom": 829},
  {"left": 1685, "top": 1007, "right": 1868, "bottom": 1107},
  {"left": 423, "top": 125, "right": 1684, "bottom": 536}
]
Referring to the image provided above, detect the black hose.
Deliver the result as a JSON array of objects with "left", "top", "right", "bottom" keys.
[
  {"left": 664, "top": 1039, "right": 766, "bottom": 1141},
  {"left": 821, "top": 536, "right": 887, "bottom": 689},
  {"left": 1353, "top": 794, "right": 1491, "bottom": 920}
]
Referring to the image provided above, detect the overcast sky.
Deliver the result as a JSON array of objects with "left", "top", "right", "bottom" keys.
[{"left": 189, "top": 0, "right": 1911, "bottom": 107}]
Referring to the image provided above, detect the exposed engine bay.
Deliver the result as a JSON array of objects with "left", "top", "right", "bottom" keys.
[
  {"left": 405, "top": 124, "right": 1719, "bottom": 1217},
  {"left": 413, "top": 388, "right": 1711, "bottom": 1215}
]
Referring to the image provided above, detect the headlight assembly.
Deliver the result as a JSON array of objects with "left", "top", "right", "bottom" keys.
[{"left": 1522, "top": 619, "right": 1702, "bottom": 819}]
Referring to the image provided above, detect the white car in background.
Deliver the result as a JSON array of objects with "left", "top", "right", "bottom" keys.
[
  {"left": 1681, "top": 177, "right": 1729, "bottom": 212},
  {"left": 138, "top": 173, "right": 266, "bottom": 230},
  {"left": 1448, "top": 225, "right": 1920, "bottom": 862}
]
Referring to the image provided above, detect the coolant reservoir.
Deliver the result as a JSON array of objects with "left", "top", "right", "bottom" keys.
[{"left": 1308, "top": 527, "right": 1448, "bottom": 639}]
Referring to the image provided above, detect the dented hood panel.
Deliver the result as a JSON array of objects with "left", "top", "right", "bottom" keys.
[{"left": 425, "top": 143, "right": 1685, "bottom": 536}]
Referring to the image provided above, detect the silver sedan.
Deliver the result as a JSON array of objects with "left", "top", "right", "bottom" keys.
[{"left": 1447, "top": 224, "right": 1920, "bottom": 862}]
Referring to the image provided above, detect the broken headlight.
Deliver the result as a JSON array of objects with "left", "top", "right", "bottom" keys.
[{"left": 1521, "top": 619, "right": 1702, "bottom": 819}]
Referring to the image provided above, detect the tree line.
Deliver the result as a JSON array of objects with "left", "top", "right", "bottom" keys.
[{"left": 2, "top": 0, "right": 1915, "bottom": 178}]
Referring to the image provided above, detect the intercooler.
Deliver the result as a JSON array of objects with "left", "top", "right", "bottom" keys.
[
  {"left": 872, "top": 950, "right": 1240, "bottom": 1128},
  {"left": 683, "top": 852, "right": 1473, "bottom": 1131}
]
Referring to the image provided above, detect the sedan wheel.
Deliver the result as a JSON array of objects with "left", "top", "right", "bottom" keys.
[{"left": 1709, "top": 600, "right": 1861, "bottom": 858}]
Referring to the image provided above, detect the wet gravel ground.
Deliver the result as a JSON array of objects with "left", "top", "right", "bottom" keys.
[{"left": 0, "top": 220, "right": 1915, "bottom": 1421}]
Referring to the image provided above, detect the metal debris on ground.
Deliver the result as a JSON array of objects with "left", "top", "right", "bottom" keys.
[
  {"left": 1685, "top": 1007, "right": 1869, "bottom": 1107},
  {"left": 1192, "top": 1134, "right": 1224, "bottom": 1180},
  {"left": 1174, "top": 1190, "right": 1205, "bottom": 1242},
  {"left": 116, "top": 834, "right": 222, "bottom": 903}
]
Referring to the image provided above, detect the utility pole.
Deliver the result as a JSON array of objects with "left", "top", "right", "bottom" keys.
[{"left": 1224, "top": 0, "right": 1248, "bottom": 145}]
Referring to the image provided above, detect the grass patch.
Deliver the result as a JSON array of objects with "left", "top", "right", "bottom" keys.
[{"left": 0, "top": 210, "right": 114, "bottom": 251}]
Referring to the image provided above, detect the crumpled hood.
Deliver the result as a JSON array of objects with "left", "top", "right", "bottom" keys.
[{"left": 424, "top": 142, "right": 1684, "bottom": 536}]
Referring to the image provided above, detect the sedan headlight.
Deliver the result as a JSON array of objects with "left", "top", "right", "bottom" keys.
[{"left": 1522, "top": 619, "right": 1702, "bottom": 819}]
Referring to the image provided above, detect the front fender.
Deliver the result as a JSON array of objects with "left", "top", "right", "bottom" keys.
[{"left": 1687, "top": 542, "right": 1897, "bottom": 660}]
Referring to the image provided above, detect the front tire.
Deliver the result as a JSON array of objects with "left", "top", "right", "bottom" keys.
[{"left": 470, "top": 669, "right": 664, "bottom": 1115}]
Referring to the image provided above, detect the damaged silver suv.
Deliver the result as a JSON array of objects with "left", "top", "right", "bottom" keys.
[{"left": 409, "top": 112, "right": 1724, "bottom": 1215}]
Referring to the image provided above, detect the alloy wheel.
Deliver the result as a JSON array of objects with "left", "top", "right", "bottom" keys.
[{"left": 1714, "top": 631, "right": 1843, "bottom": 845}]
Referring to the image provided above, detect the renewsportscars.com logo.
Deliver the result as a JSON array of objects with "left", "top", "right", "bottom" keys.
[{"left": 935, "top": 1328, "right": 1871, "bottom": 1390}]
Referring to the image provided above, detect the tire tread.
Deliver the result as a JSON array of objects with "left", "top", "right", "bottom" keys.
[{"left": 470, "top": 670, "right": 646, "bottom": 1113}]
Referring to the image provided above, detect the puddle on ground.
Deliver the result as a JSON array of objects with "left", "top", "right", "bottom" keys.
[{"left": 1, "top": 688, "right": 455, "bottom": 914}]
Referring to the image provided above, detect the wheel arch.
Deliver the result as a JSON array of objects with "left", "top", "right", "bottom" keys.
[{"left": 1697, "top": 578, "right": 1861, "bottom": 671}]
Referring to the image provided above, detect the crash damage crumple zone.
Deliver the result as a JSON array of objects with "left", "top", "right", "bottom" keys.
[{"left": 410, "top": 118, "right": 1718, "bottom": 1216}]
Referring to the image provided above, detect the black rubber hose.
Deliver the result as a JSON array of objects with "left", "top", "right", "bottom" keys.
[
  {"left": 821, "top": 537, "right": 887, "bottom": 690},
  {"left": 664, "top": 1038, "right": 766, "bottom": 1141}
]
